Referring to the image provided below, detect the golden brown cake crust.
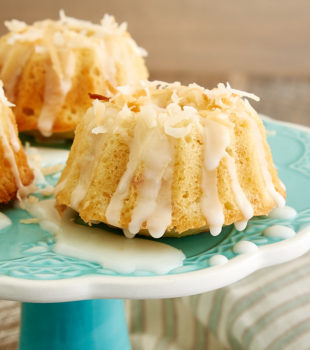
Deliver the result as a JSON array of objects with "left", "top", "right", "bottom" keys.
[
  {"left": 55, "top": 82, "right": 286, "bottom": 237},
  {"left": 0, "top": 13, "right": 148, "bottom": 136},
  {"left": 0, "top": 108, "right": 34, "bottom": 203}
]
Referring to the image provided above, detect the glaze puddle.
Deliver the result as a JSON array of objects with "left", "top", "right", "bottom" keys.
[
  {"left": 233, "top": 240, "right": 258, "bottom": 254},
  {"left": 263, "top": 225, "right": 296, "bottom": 239},
  {"left": 1, "top": 143, "right": 305, "bottom": 276},
  {"left": 22, "top": 198, "right": 185, "bottom": 274},
  {"left": 268, "top": 206, "right": 297, "bottom": 220}
]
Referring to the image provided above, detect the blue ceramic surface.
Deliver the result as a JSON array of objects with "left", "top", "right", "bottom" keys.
[
  {"left": 0, "top": 118, "right": 310, "bottom": 281},
  {"left": 19, "top": 299, "right": 130, "bottom": 350}
]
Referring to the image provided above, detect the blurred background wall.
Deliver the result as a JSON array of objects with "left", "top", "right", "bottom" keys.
[{"left": 0, "top": 0, "right": 309, "bottom": 125}]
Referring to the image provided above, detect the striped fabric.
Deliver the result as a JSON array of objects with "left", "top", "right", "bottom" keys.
[
  {"left": 125, "top": 298, "right": 227, "bottom": 350},
  {"left": 126, "top": 250, "right": 310, "bottom": 350},
  {"left": 0, "top": 301, "right": 20, "bottom": 350},
  {"left": 2, "top": 251, "right": 310, "bottom": 349}
]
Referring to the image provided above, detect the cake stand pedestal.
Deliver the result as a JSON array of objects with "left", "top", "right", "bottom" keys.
[
  {"left": 1, "top": 115, "right": 310, "bottom": 350},
  {"left": 19, "top": 299, "right": 130, "bottom": 350}
]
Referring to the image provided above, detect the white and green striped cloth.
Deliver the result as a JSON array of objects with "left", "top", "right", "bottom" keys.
[{"left": 125, "top": 250, "right": 310, "bottom": 350}]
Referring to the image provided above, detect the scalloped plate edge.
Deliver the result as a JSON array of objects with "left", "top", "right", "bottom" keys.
[
  {"left": 0, "top": 117, "right": 309, "bottom": 302},
  {"left": 0, "top": 214, "right": 310, "bottom": 302}
]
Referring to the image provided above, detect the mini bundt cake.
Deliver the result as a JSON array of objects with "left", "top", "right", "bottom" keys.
[
  {"left": 55, "top": 81, "right": 286, "bottom": 238},
  {"left": 0, "top": 82, "right": 34, "bottom": 203},
  {"left": 0, "top": 11, "right": 148, "bottom": 137}
]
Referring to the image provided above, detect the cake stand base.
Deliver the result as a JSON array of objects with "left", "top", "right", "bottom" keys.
[{"left": 19, "top": 299, "right": 131, "bottom": 350}]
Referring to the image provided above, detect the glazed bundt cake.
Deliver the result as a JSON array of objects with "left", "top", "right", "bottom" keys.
[
  {"left": 0, "top": 82, "right": 33, "bottom": 203},
  {"left": 55, "top": 81, "right": 286, "bottom": 238},
  {"left": 0, "top": 11, "right": 148, "bottom": 137}
]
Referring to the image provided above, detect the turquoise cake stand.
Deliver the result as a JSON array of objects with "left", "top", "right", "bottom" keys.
[
  {"left": 20, "top": 300, "right": 130, "bottom": 350},
  {"left": 1, "top": 117, "right": 310, "bottom": 350}
]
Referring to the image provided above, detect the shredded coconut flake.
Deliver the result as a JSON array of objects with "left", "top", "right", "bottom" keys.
[
  {"left": 41, "top": 164, "right": 64, "bottom": 176},
  {"left": 34, "top": 45, "right": 47, "bottom": 53},
  {"left": 20, "top": 218, "right": 40, "bottom": 224},
  {"left": 117, "top": 85, "right": 135, "bottom": 95},
  {"left": 204, "top": 82, "right": 260, "bottom": 102},
  {"left": 4, "top": 10, "right": 146, "bottom": 59},
  {"left": 225, "top": 82, "right": 260, "bottom": 101},
  {"left": 91, "top": 80, "right": 261, "bottom": 141},
  {"left": 171, "top": 90, "right": 181, "bottom": 104},
  {"left": 4, "top": 19, "right": 27, "bottom": 32},
  {"left": 53, "top": 31, "right": 65, "bottom": 46},
  {"left": 58, "top": 10, "right": 128, "bottom": 37},
  {"left": 92, "top": 125, "right": 107, "bottom": 134},
  {"left": 7, "top": 27, "right": 43, "bottom": 44}
]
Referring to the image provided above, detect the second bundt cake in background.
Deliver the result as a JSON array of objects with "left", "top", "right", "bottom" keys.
[
  {"left": 0, "top": 82, "right": 34, "bottom": 203},
  {"left": 55, "top": 81, "right": 286, "bottom": 238},
  {"left": 0, "top": 11, "right": 148, "bottom": 137}
]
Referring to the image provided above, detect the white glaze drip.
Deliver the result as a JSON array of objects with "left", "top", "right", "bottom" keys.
[
  {"left": 146, "top": 165, "right": 173, "bottom": 238},
  {"left": 106, "top": 115, "right": 173, "bottom": 238},
  {"left": 22, "top": 198, "right": 185, "bottom": 274},
  {"left": 233, "top": 240, "right": 258, "bottom": 254},
  {"left": 0, "top": 81, "right": 14, "bottom": 108},
  {"left": 226, "top": 154, "right": 254, "bottom": 221},
  {"left": 209, "top": 254, "right": 228, "bottom": 266},
  {"left": 123, "top": 228, "right": 136, "bottom": 239},
  {"left": 105, "top": 126, "right": 141, "bottom": 227},
  {"left": 0, "top": 104, "right": 34, "bottom": 198},
  {"left": 201, "top": 169, "right": 224, "bottom": 236},
  {"left": 263, "top": 225, "right": 296, "bottom": 239},
  {"left": 7, "top": 113, "right": 20, "bottom": 152},
  {"left": 0, "top": 128, "right": 24, "bottom": 196},
  {"left": 128, "top": 129, "right": 173, "bottom": 236},
  {"left": 203, "top": 119, "right": 230, "bottom": 170},
  {"left": 0, "top": 44, "right": 32, "bottom": 102},
  {"left": 246, "top": 109, "right": 285, "bottom": 208},
  {"left": 268, "top": 206, "right": 297, "bottom": 220},
  {"left": 70, "top": 106, "right": 107, "bottom": 210},
  {"left": 234, "top": 220, "right": 248, "bottom": 231},
  {"left": 201, "top": 119, "right": 230, "bottom": 236},
  {"left": 37, "top": 50, "right": 76, "bottom": 137},
  {"left": 0, "top": 213, "right": 12, "bottom": 230},
  {"left": 70, "top": 132, "right": 107, "bottom": 210}
]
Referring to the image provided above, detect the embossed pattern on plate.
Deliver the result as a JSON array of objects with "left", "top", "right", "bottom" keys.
[{"left": 0, "top": 117, "right": 310, "bottom": 301}]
